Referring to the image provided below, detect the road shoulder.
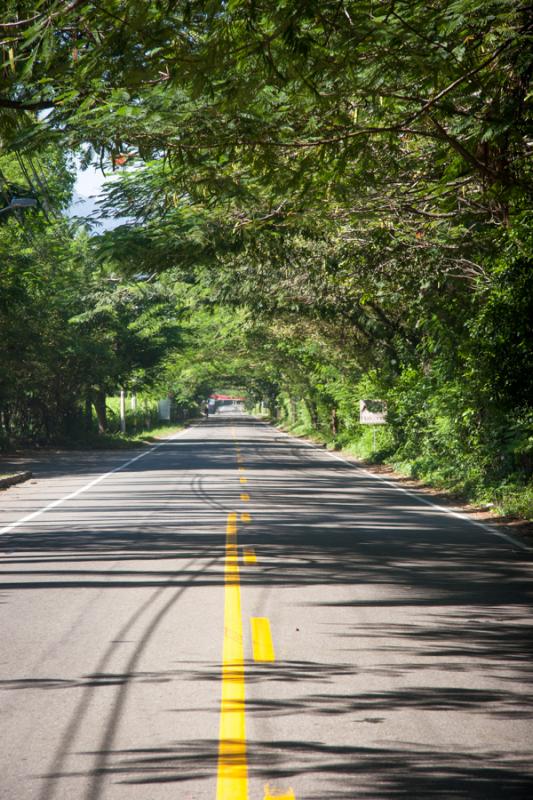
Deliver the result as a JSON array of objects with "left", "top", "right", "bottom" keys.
[{"left": 274, "top": 423, "right": 533, "bottom": 551}]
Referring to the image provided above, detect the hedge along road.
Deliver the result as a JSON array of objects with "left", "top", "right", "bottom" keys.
[{"left": 0, "top": 415, "right": 532, "bottom": 800}]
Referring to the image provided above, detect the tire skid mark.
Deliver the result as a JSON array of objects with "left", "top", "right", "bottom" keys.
[
  {"left": 37, "top": 552, "right": 219, "bottom": 800},
  {"left": 192, "top": 474, "right": 232, "bottom": 513},
  {"left": 84, "top": 551, "right": 221, "bottom": 800}
]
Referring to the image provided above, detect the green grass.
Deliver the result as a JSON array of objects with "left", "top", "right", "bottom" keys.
[
  {"left": 137, "top": 424, "right": 186, "bottom": 441},
  {"left": 278, "top": 420, "right": 334, "bottom": 448},
  {"left": 388, "top": 458, "right": 533, "bottom": 522},
  {"left": 58, "top": 423, "right": 186, "bottom": 450},
  {"left": 493, "top": 483, "right": 533, "bottom": 521}
]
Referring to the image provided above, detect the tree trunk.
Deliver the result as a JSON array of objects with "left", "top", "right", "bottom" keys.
[
  {"left": 93, "top": 389, "right": 107, "bottom": 434},
  {"left": 305, "top": 398, "right": 319, "bottom": 428},
  {"left": 85, "top": 391, "right": 93, "bottom": 432},
  {"left": 290, "top": 397, "right": 298, "bottom": 423}
]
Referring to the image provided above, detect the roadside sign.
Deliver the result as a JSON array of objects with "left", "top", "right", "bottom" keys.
[
  {"left": 158, "top": 398, "right": 171, "bottom": 421},
  {"left": 359, "top": 399, "right": 387, "bottom": 424}
]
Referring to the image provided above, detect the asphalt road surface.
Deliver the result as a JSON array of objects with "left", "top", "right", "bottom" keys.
[{"left": 1, "top": 415, "right": 532, "bottom": 800}]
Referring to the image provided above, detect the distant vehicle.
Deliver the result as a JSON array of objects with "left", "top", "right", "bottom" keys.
[{"left": 209, "top": 393, "right": 246, "bottom": 414}]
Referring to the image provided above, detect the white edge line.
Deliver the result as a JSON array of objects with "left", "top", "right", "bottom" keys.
[
  {"left": 0, "top": 428, "right": 190, "bottom": 538},
  {"left": 273, "top": 426, "right": 531, "bottom": 553}
]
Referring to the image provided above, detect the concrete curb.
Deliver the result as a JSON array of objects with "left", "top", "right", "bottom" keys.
[{"left": 0, "top": 471, "right": 32, "bottom": 490}]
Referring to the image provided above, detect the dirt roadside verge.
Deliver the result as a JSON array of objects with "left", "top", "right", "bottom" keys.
[{"left": 0, "top": 471, "right": 32, "bottom": 490}]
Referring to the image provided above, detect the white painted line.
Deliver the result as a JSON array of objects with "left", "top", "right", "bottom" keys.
[
  {"left": 0, "top": 428, "right": 190, "bottom": 538},
  {"left": 273, "top": 426, "right": 530, "bottom": 553}
]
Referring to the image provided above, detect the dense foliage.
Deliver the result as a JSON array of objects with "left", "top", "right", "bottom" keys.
[{"left": 0, "top": 1, "right": 531, "bottom": 515}]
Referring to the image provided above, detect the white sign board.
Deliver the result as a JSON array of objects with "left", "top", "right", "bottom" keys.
[
  {"left": 158, "top": 398, "right": 171, "bottom": 421},
  {"left": 360, "top": 399, "right": 387, "bottom": 425}
]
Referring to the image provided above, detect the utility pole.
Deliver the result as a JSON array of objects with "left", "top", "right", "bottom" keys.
[{"left": 120, "top": 390, "right": 126, "bottom": 434}]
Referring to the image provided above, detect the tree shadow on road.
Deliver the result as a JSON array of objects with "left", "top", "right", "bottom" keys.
[{"left": 1, "top": 418, "right": 532, "bottom": 799}]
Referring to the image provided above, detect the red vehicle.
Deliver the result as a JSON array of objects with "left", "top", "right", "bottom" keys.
[{"left": 209, "top": 394, "right": 245, "bottom": 414}]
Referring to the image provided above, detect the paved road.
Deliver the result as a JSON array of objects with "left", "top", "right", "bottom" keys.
[{"left": 1, "top": 416, "right": 532, "bottom": 800}]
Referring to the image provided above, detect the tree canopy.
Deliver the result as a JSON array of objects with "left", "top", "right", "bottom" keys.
[{"left": 0, "top": 1, "right": 531, "bottom": 515}]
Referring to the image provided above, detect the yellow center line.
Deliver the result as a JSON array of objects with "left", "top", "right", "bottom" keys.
[
  {"left": 240, "top": 493, "right": 250, "bottom": 502},
  {"left": 239, "top": 476, "right": 248, "bottom": 484},
  {"left": 243, "top": 546, "right": 257, "bottom": 565},
  {"left": 251, "top": 617, "right": 276, "bottom": 662},
  {"left": 241, "top": 513, "right": 251, "bottom": 523},
  {"left": 217, "top": 513, "right": 248, "bottom": 800}
]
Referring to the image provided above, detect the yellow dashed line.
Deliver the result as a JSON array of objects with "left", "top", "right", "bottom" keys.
[
  {"left": 222, "top": 435, "right": 290, "bottom": 798},
  {"left": 251, "top": 617, "right": 275, "bottom": 662},
  {"left": 264, "top": 787, "right": 295, "bottom": 800}
]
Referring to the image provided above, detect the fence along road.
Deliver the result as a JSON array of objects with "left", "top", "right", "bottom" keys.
[{"left": 0, "top": 415, "right": 532, "bottom": 799}]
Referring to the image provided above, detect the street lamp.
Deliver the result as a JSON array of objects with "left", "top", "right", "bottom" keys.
[{"left": 0, "top": 197, "right": 38, "bottom": 215}]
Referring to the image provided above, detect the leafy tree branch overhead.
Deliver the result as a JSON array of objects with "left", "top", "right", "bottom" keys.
[{"left": 0, "top": 1, "right": 531, "bottom": 517}]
